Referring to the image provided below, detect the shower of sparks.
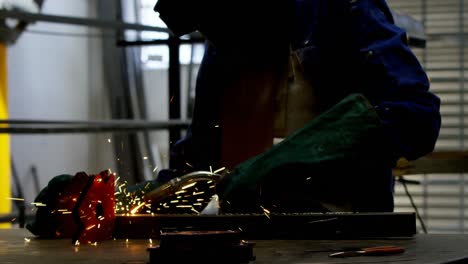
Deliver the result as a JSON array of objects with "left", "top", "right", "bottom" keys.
[
  {"left": 130, "top": 202, "right": 146, "bottom": 214},
  {"left": 5, "top": 197, "right": 24, "bottom": 201},
  {"left": 214, "top": 167, "right": 226, "bottom": 174},
  {"left": 182, "top": 182, "right": 197, "bottom": 190}
]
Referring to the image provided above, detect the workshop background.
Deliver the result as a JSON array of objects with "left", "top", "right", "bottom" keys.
[{"left": 1, "top": 0, "right": 467, "bottom": 233}]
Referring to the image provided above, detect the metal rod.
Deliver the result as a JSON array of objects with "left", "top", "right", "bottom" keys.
[
  {"left": 0, "top": 121, "right": 190, "bottom": 134},
  {"left": 0, "top": 119, "right": 191, "bottom": 125},
  {"left": 0, "top": 10, "right": 170, "bottom": 33},
  {"left": 168, "top": 37, "right": 182, "bottom": 152},
  {"left": 117, "top": 37, "right": 204, "bottom": 47}
]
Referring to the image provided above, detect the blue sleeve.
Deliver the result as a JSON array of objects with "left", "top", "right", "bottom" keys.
[{"left": 348, "top": 0, "right": 441, "bottom": 161}]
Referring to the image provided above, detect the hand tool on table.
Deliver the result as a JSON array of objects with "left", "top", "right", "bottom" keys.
[{"left": 329, "top": 245, "right": 405, "bottom": 258}]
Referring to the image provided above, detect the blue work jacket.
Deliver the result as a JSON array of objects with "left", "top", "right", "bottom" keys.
[{"left": 158, "top": 0, "right": 441, "bottom": 212}]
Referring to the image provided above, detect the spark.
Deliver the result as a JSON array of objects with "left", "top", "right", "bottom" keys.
[
  {"left": 306, "top": 177, "right": 312, "bottom": 181},
  {"left": 214, "top": 125, "right": 220, "bottom": 128},
  {"left": 143, "top": 156, "right": 148, "bottom": 160},
  {"left": 75, "top": 240, "right": 80, "bottom": 246},
  {"left": 153, "top": 166, "right": 159, "bottom": 172},
  {"left": 176, "top": 205, "right": 192, "bottom": 208},
  {"left": 170, "top": 95, "right": 175, "bottom": 103},
  {"left": 191, "top": 208, "right": 200, "bottom": 214},
  {"left": 214, "top": 167, "right": 226, "bottom": 174},
  {"left": 181, "top": 182, "right": 197, "bottom": 190},
  {"left": 91, "top": 242, "right": 98, "bottom": 246},
  {"left": 130, "top": 202, "right": 146, "bottom": 214},
  {"left": 6, "top": 197, "right": 24, "bottom": 201},
  {"left": 193, "top": 191, "right": 205, "bottom": 196},
  {"left": 209, "top": 185, "right": 215, "bottom": 188},
  {"left": 24, "top": 238, "right": 31, "bottom": 242},
  {"left": 149, "top": 238, "right": 153, "bottom": 244},
  {"left": 193, "top": 203, "right": 202, "bottom": 206},
  {"left": 126, "top": 239, "right": 129, "bottom": 243},
  {"left": 209, "top": 166, "right": 213, "bottom": 173},
  {"left": 58, "top": 209, "right": 68, "bottom": 212},
  {"left": 175, "top": 190, "right": 186, "bottom": 195},
  {"left": 185, "top": 162, "right": 194, "bottom": 168},
  {"left": 62, "top": 211, "right": 72, "bottom": 215},
  {"left": 86, "top": 225, "right": 96, "bottom": 231},
  {"left": 31, "top": 202, "right": 47, "bottom": 207},
  {"left": 260, "top": 206, "right": 271, "bottom": 220},
  {"left": 170, "top": 200, "right": 179, "bottom": 203},
  {"left": 108, "top": 138, "right": 112, "bottom": 143},
  {"left": 238, "top": 227, "right": 243, "bottom": 232},
  {"left": 98, "top": 224, "right": 101, "bottom": 229},
  {"left": 11, "top": 218, "right": 16, "bottom": 222}
]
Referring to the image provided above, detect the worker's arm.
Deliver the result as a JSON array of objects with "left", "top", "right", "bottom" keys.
[{"left": 346, "top": 0, "right": 441, "bottom": 161}]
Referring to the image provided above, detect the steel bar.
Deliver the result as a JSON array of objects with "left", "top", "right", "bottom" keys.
[
  {"left": 0, "top": 120, "right": 190, "bottom": 134},
  {"left": 0, "top": 10, "right": 170, "bottom": 33}
]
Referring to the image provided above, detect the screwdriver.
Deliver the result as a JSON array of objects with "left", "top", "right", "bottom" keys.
[{"left": 329, "top": 245, "right": 405, "bottom": 258}]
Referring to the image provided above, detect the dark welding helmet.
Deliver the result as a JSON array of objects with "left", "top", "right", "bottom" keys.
[
  {"left": 154, "top": 0, "right": 291, "bottom": 53},
  {"left": 153, "top": 0, "right": 203, "bottom": 37}
]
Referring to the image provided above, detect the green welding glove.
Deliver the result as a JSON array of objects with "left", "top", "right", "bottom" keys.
[{"left": 216, "top": 93, "right": 395, "bottom": 213}]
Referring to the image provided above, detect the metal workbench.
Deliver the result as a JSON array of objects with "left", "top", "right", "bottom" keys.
[{"left": 1, "top": 228, "right": 468, "bottom": 264}]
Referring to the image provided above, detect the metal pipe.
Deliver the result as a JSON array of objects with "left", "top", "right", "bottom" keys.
[
  {"left": 0, "top": 10, "right": 170, "bottom": 33},
  {"left": 0, "top": 120, "right": 190, "bottom": 134}
]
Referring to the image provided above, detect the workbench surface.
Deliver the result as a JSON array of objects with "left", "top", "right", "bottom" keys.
[{"left": 1, "top": 228, "right": 468, "bottom": 263}]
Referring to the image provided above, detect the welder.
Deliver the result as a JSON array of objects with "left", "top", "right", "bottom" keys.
[{"left": 154, "top": 0, "right": 441, "bottom": 213}]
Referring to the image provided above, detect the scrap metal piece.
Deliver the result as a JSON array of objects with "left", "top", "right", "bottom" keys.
[{"left": 148, "top": 230, "right": 255, "bottom": 264}]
